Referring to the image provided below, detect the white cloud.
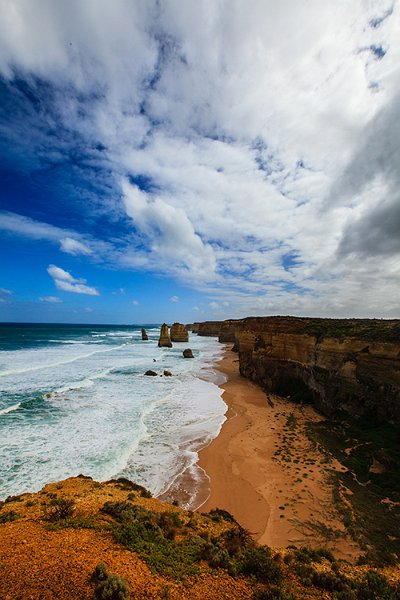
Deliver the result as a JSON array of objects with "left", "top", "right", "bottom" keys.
[
  {"left": 40, "top": 296, "right": 63, "bottom": 303},
  {"left": 209, "top": 301, "right": 219, "bottom": 310},
  {"left": 0, "top": 1, "right": 399, "bottom": 317},
  {"left": 60, "top": 237, "right": 92, "bottom": 256},
  {"left": 132, "top": 299, "right": 139, "bottom": 305},
  {"left": 169, "top": 295, "right": 179, "bottom": 303},
  {"left": 0, "top": 288, "right": 12, "bottom": 295},
  {"left": 47, "top": 265, "right": 99, "bottom": 296}
]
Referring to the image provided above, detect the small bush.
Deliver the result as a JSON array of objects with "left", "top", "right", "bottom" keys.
[
  {"left": 207, "top": 508, "right": 237, "bottom": 523},
  {"left": 106, "top": 478, "right": 152, "bottom": 497},
  {"left": 5, "top": 494, "right": 24, "bottom": 503},
  {"left": 294, "top": 546, "right": 334, "bottom": 564},
  {"left": 357, "top": 569, "right": 397, "bottom": 599},
  {"left": 238, "top": 546, "right": 281, "bottom": 584},
  {"left": 253, "top": 585, "right": 295, "bottom": 599},
  {"left": 44, "top": 498, "right": 75, "bottom": 521},
  {"left": 0, "top": 510, "right": 19, "bottom": 524},
  {"left": 92, "top": 563, "right": 130, "bottom": 600}
]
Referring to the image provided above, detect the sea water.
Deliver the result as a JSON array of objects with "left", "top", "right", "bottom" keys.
[{"left": 0, "top": 324, "right": 227, "bottom": 506}]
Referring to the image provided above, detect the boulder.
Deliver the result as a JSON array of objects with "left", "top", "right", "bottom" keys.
[
  {"left": 163, "top": 370, "right": 172, "bottom": 377},
  {"left": 144, "top": 370, "right": 157, "bottom": 376},
  {"left": 170, "top": 322, "right": 189, "bottom": 343},
  {"left": 141, "top": 328, "right": 148, "bottom": 341},
  {"left": 183, "top": 348, "right": 194, "bottom": 358},
  {"left": 158, "top": 323, "right": 172, "bottom": 348}
]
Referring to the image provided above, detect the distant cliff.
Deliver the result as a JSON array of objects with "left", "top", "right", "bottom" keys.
[
  {"left": 235, "top": 316, "right": 400, "bottom": 423},
  {"left": 196, "top": 320, "right": 240, "bottom": 341}
]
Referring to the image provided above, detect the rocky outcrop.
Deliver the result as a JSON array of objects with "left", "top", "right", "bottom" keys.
[
  {"left": 158, "top": 323, "right": 172, "bottom": 348},
  {"left": 235, "top": 316, "right": 400, "bottom": 423},
  {"left": 183, "top": 348, "right": 194, "bottom": 358},
  {"left": 141, "top": 328, "right": 148, "bottom": 341},
  {"left": 170, "top": 322, "right": 189, "bottom": 343},
  {"left": 195, "top": 320, "right": 242, "bottom": 345},
  {"left": 144, "top": 370, "right": 157, "bottom": 376}
]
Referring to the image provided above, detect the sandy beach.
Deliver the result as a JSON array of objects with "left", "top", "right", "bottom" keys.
[{"left": 197, "top": 349, "right": 360, "bottom": 561}]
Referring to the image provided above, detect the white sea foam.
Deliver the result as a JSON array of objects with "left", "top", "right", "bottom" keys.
[
  {"left": 0, "top": 402, "right": 21, "bottom": 416},
  {"left": 0, "top": 329, "right": 226, "bottom": 501}
]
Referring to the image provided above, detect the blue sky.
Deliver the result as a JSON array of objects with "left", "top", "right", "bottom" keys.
[{"left": 0, "top": 0, "right": 399, "bottom": 323}]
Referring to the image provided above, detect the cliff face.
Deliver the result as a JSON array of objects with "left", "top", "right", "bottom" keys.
[
  {"left": 235, "top": 317, "right": 400, "bottom": 423},
  {"left": 197, "top": 320, "right": 241, "bottom": 341}
]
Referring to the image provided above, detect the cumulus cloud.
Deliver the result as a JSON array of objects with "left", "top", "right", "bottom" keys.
[
  {"left": 47, "top": 265, "right": 99, "bottom": 295},
  {"left": 0, "top": 1, "right": 399, "bottom": 316},
  {"left": 132, "top": 299, "right": 139, "bottom": 305},
  {"left": 169, "top": 295, "right": 179, "bottom": 303}
]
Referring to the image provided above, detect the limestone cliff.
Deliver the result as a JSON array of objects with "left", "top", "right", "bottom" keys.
[
  {"left": 197, "top": 320, "right": 240, "bottom": 342},
  {"left": 158, "top": 323, "right": 172, "bottom": 348},
  {"left": 170, "top": 322, "right": 189, "bottom": 343},
  {"left": 235, "top": 317, "right": 400, "bottom": 423}
]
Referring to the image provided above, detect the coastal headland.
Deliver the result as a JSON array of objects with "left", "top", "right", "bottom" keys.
[
  {"left": 193, "top": 316, "right": 400, "bottom": 566},
  {"left": 1, "top": 316, "right": 400, "bottom": 598}
]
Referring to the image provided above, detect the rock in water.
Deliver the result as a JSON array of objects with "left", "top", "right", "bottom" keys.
[
  {"left": 170, "top": 323, "right": 189, "bottom": 343},
  {"left": 183, "top": 348, "right": 194, "bottom": 358},
  {"left": 163, "top": 370, "right": 172, "bottom": 377},
  {"left": 144, "top": 370, "right": 157, "bottom": 376},
  {"left": 141, "top": 328, "right": 148, "bottom": 341},
  {"left": 158, "top": 323, "right": 172, "bottom": 347}
]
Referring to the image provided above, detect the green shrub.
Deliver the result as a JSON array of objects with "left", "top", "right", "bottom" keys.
[
  {"left": 253, "top": 585, "right": 295, "bottom": 599},
  {"left": 107, "top": 478, "right": 152, "bottom": 497},
  {"left": 201, "top": 541, "right": 232, "bottom": 570},
  {"left": 357, "top": 569, "right": 398, "bottom": 599},
  {"left": 238, "top": 546, "right": 281, "bottom": 584},
  {"left": 44, "top": 498, "right": 75, "bottom": 521},
  {"left": 92, "top": 563, "right": 130, "bottom": 600},
  {"left": 0, "top": 510, "right": 19, "bottom": 524},
  {"left": 207, "top": 508, "right": 237, "bottom": 523}
]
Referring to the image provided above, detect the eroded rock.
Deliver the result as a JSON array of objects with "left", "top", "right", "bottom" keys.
[
  {"left": 158, "top": 323, "right": 172, "bottom": 348},
  {"left": 170, "top": 322, "right": 189, "bottom": 343}
]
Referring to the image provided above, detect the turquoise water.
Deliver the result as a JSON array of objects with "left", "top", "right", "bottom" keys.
[{"left": 0, "top": 323, "right": 226, "bottom": 504}]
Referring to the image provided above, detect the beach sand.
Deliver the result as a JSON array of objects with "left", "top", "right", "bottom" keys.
[{"left": 196, "top": 349, "right": 360, "bottom": 561}]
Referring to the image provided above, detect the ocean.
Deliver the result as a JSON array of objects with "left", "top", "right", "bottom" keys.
[{"left": 0, "top": 323, "right": 227, "bottom": 507}]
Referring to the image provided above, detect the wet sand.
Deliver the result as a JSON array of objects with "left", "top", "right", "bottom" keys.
[{"left": 196, "top": 350, "right": 360, "bottom": 561}]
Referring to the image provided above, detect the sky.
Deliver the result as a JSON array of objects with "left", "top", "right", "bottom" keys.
[{"left": 0, "top": 0, "right": 399, "bottom": 324}]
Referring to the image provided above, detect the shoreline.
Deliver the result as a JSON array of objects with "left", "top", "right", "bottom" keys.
[{"left": 195, "top": 348, "right": 360, "bottom": 561}]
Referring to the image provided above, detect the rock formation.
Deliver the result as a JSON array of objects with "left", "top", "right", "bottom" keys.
[
  {"left": 144, "top": 370, "right": 157, "bottom": 376},
  {"left": 163, "top": 370, "right": 172, "bottom": 377},
  {"left": 141, "top": 328, "right": 148, "bottom": 341},
  {"left": 170, "top": 322, "right": 189, "bottom": 342},
  {"left": 158, "top": 323, "right": 172, "bottom": 348},
  {"left": 234, "top": 316, "right": 400, "bottom": 423},
  {"left": 183, "top": 348, "right": 194, "bottom": 358},
  {"left": 196, "top": 320, "right": 240, "bottom": 339}
]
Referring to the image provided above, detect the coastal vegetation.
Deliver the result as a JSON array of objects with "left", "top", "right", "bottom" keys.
[{"left": 0, "top": 476, "right": 399, "bottom": 598}]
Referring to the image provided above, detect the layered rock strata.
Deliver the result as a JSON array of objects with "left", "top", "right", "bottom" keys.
[
  {"left": 170, "top": 322, "right": 189, "bottom": 343},
  {"left": 196, "top": 320, "right": 241, "bottom": 342},
  {"left": 158, "top": 323, "right": 172, "bottom": 348},
  {"left": 234, "top": 317, "right": 400, "bottom": 423}
]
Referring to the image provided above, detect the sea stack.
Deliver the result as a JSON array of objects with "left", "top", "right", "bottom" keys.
[
  {"left": 170, "top": 322, "right": 189, "bottom": 343},
  {"left": 158, "top": 323, "right": 172, "bottom": 348},
  {"left": 141, "top": 328, "right": 148, "bottom": 341}
]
